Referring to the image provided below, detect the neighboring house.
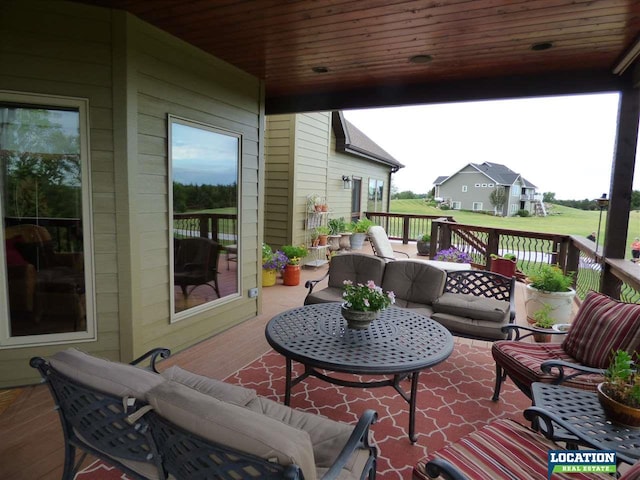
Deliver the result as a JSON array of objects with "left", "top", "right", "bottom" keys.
[
  {"left": 0, "top": 1, "right": 264, "bottom": 387},
  {"left": 264, "top": 111, "right": 403, "bottom": 249},
  {"left": 433, "top": 162, "right": 543, "bottom": 216}
]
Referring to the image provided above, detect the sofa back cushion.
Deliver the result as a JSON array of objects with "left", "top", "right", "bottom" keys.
[
  {"left": 148, "top": 380, "right": 317, "bottom": 480},
  {"left": 382, "top": 260, "right": 446, "bottom": 305},
  {"left": 49, "top": 348, "right": 164, "bottom": 400},
  {"left": 562, "top": 291, "right": 640, "bottom": 368},
  {"left": 327, "top": 253, "right": 386, "bottom": 289}
]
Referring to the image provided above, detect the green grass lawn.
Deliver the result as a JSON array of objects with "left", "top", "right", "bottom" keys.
[{"left": 390, "top": 199, "right": 640, "bottom": 258}]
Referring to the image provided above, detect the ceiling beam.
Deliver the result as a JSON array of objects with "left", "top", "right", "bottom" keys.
[{"left": 266, "top": 69, "right": 627, "bottom": 115}]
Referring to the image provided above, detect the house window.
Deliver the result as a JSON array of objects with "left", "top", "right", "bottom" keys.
[
  {"left": 475, "top": 183, "right": 480, "bottom": 187},
  {"left": 169, "top": 116, "right": 240, "bottom": 321},
  {"left": 0, "top": 92, "right": 94, "bottom": 347},
  {"left": 510, "top": 203, "right": 518, "bottom": 214},
  {"left": 512, "top": 185, "right": 521, "bottom": 196},
  {"left": 367, "top": 178, "right": 384, "bottom": 212},
  {"left": 481, "top": 183, "right": 487, "bottom": 187},
  {"left": 452, "top": 201, "right": 461, "bottom": 210},
  {"left": 462, "top": 185, "right": 467, "bottom": 192},
  {"left": 472, "top": 202, "right": 483, "bottom": 211},
  {"left": 488, "top": 183, "right": 494, "bottom": 187}
]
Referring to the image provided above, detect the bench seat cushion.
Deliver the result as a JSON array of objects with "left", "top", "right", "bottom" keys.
[
  {"left": 431, "top": 312, "right": 509, "bottom": 340},
  {"left": 148, "top": 380, "right": 318, "bottom": 480},
  {"left": 305, "top": 286, "right": 345, "bottom": 305},
  {"left": 49, "top": 348, "right": 164, "bottom": 400},
  {"left": 432, "top": 292, "right": 509, "bottom": 322}
]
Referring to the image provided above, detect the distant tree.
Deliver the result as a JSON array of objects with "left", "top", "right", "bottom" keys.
[
  {"left": 489, "top": 187, "right": 507, "bottom": 213},
  {"left": 632, "top": 190, "right": 640, "bottom": 210},
  {"left": 390, "top": 182, "right": 399, "bottom": 199},
  {"left": 543, "top": 192, "right": 556, "bottom": 202}
]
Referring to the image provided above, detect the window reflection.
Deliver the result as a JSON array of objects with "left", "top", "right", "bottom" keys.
[{"left": 170, "top": 117, "right": 240, "bottom": 316}]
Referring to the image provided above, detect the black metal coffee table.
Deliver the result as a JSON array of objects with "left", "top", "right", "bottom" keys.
[
  {"left": 531, "top": 382, "right": 640, "bottom": 465},
  {"left": 265, "top": 303, "right": 454, "bottom": 443}
]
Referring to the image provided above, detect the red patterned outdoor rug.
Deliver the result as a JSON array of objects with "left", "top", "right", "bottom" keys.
[{"left": 75, "top": 343, "right": 529, "bottom": 479}]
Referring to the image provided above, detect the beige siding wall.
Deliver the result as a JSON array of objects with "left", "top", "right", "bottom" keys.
[{"left": 0, "top": 1, "right": 263, "bottom": 386}]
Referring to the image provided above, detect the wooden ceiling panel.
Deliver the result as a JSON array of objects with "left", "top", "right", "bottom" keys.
[{"left": 72, "top": 0, "right": 640, "bottom": 112}]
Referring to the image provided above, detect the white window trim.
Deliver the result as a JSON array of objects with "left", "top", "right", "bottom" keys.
[
  {"left": 472, "top": 202, "right": 483, "bottom": 211},
  {"left": 168, "top": 115, "right": 243, "bottom": 324},
  {"left": 452, "top": 201, "right": 462, "bottom": 210},
  {"left": 462, "top": 185, "right": 467, "bottom": 192},
  {"left": 0, "top": 91, "right": 95, "bottom": 348}
]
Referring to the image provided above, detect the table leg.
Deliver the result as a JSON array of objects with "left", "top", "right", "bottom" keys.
[
  {"left": 409, "top": 371, "right": 420, "bottom": 444},
  {"left": 285, "top": 357, "right": 293, "bottom": 406}
]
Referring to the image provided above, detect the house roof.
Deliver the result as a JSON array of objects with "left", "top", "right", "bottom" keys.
[
  {"left": 332, "top": 111, "right": 404, "bottom": 171},
  {"left": 72, "top": 1, "right": 640, "bottom": 114},
  {"left": 435, "top": 161, "right": 537, "bottom": 188}
]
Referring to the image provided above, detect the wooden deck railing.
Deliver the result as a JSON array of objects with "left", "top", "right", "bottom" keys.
[
  {"left": 365, "top": 212, "right": 640, "bottom": 304},
  {"left": 173, "top": 213, "right": 237, "bottom": 247}
]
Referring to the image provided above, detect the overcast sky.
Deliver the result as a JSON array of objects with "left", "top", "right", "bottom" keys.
[{"left": 343, "top": 93, "right": 633, "bottom": 200}]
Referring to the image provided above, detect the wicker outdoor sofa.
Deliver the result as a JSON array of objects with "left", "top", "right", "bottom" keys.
[{"left": 31, "top": 348, "right": 378, "bottom": 480}]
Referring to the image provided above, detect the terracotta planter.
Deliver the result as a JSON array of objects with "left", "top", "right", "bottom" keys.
[
  {"left": 597, "top": 382, "right": 640, "bottom": 428},
  {"left": 490, "top": 257, "right": 517, "bottom": 277},
  {"left": 532, "top": 328, "right": 552, "bottom": 343},
  {"left": 283, "top": 264, "right": 301, "bottom": 286},
  {"left": 341, "top": 304, "right": 379, "bottom": 330},
  {"left": 262, "top": 268, "right": 277, "bottom": 287},
  {"left": 417, "top": 240, "right": 430, "bottom": 256},
  {"left": 318, "top": 235, "right": 328, "bottom": 246}
]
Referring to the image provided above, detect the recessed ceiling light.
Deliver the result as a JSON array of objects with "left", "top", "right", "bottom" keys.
[
  {"left": 531, "top": 41, "right": 553, "bottom": 51},
  {"left": 312, "top": 66, "right": 329, "bottom": 73},
  {"left": 409, "top": 54, "right": 433, "bottom": 64}
]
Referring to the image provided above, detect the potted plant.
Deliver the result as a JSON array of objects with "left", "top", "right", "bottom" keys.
[
  {"left": 433, "top": 247, "right": 473, "bottom": 264},
  {"left": 489, "top": 252, "right": 517, "bottom": 277},
  {"left": 597, "top": 350, "right": 640, "bottom": 427},
  {"left": 315, "top": 226, "right": 330, "bottom": 246},
  {"left": 531, "top": 303, "right": 555, "bottom": 342},
  {"left": 350, "top": 218, "right": 374, "bottom": 250},
  {"left": 262, "top": 243, "right": 287, "bottom": 287},
  {"left": 525, "top": 264, "right": 575, "bottom": 325},
  {"left": 416, "top": 233, "right": 431, "bottom": 256},
  {"left": 281, "top": 244, "right": 309, "bottom": 286},
  {"left": 327, "top": 218, "right": 346, "bottom": 251},
  {"left": 341, "top": 279, "right": 395, "bottom": 329}
]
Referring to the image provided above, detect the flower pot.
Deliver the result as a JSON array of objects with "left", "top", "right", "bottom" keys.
[
  {"left": 318, "top": 235, "right": 328, "bottom": 246},
  {"left": 339, "top": 232, "right": 352, "bottom": 250},
  {"left": 283, "top": 264, "right": 301, "bottom": 286},
  {"left": 597, "top": 382, "right": 640, "bottom": 428},
  {"left": 327, "top": 234, "right": 341, "bottom": 251},
  {"left": 341, "top": 304, "right": 379, "bottom": 330},
  {"left": 417, "top": 240, "right": 431, "bottom": 256},
  {"left": 532, "top": 328, "right": 552, "bottom": 343},
  {"left": 262, "top": 268, "right": 277, "bottom": 287},
  {"left": 525, "top": 284, "right": 576, "bottom": 325},
  {"left": 490, "top": 257, "right": 517, "bottom": 277},
  {"left": 350, "top": 232, "right": 367, "bottom": 250}
]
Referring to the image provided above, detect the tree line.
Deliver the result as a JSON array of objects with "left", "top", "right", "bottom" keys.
[
  {"left": 173, "top": 182, "right": 237, "bottom": 213},
  {"left": 543, "top": 192, "right": 640, "bottom": 211}
]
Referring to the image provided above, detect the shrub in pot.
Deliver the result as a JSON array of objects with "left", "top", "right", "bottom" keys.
[
  {"left": 416, "top": 233, "right": 431, "bottom": 256},
  {"left": 525, "top": 264, "right": 575, "bottom": 325},
  {"left": 489, "top": 253, "right": 517, "bottom": 277},
  {"left": 597, "top": 350, "right": 640, "bottom": 428},
  {"left": 531, "top": 303, "right": 555, "bottom": 342},
  {"left": 350, "top": 218, "right": 373, "bottom": 250},
  {"left": 315, "top": 226, "right": 330, "bottom": 246}
]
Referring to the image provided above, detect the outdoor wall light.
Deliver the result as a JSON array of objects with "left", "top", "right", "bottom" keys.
[
  {"left": 342, "top": 175, "right": 352, "bottom": 190},
  {"left": 594, "top": 193, "right": 609, "bottom": 255}
]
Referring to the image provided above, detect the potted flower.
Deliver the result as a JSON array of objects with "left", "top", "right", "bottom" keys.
[
  {"left": 597, "top": 350, "right": 640, "bottom": 427},
  {"left": 262, "top": 243, "right": 287, "bottom": 287},
  {"left": 341, "top": 279, "right": 395, "bottom": 329},
  {"left": 433, "top": 247, "right": 473, "bottom": 264},
  {"left": 350, "top": 218, "right": 374, "bottom": 250},
  {"left": 416, "top": 233, "right": 431, "bottom": 256},
  {"left": 328, "top": 217, "right": 349, "bottom": 251},
  {"left": 525, "top": 264, "right": 575, "bottom": 325},
  {"left": 281, "top": 244, "right": 309, "bottom": 286},
  {"left": 531, "top": 303, "right": 555, "bottom": 342},
  {"left": 489, "top": 252, "right": 517, "bottom": 277},
  {"left": 315, "top": 226, "right": 331, "bottom": 246}
]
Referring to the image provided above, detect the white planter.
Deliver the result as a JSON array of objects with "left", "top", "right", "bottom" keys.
[{"left": 525, "top": 284, "right": 576, "bottom": 325}]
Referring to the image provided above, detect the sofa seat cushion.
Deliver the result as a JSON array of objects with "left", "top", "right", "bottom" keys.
[
  {"left": 148, "top": 381, "right": 317, "bottom": 480},
  {"left": 431, "top": 312, "right": 509, "bottom": 340},
  {"left": 412, "top": 418, "right": 607, "bottom": 480},
  {"left": 432, "top": 293, "right": 509, "bottom": 322},
  {"left": 246, "top": 396, "right": 356, "bottom": 470},
  {"left": 491, "top": 341, "right": 603, "bottom": 392},
  {"left": 49, "top": 348, "right": 164, "bottom": 400},
  {"left": 400, "top": 304, "right": 434, "bottom": 317},
  {"left": 381, "top": 260, "right": 446, "bottom": 306},
  {"left": 305, "top": 287, "right": 345, "bottom": 305},
  {"left": 161, "top": 366, "right": 256, "bottom": 406}
]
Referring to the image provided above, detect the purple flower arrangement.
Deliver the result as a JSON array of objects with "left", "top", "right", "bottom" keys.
[{"left": 433, "top": 247, "right": 473, "bottom": 264}]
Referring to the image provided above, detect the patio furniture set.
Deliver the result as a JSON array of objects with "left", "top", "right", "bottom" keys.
[{"left": 31, "top": 252, "right": 640, "bottom": 479}]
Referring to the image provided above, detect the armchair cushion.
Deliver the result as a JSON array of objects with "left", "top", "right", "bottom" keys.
[
  {"left": 148, "top": 380, "right": 317, "bottom": 480},
  {"left": 562, "top": 291, "right": 640, "bottom": 368},
  {"left": 49, "top": 348, "right": 164, "bottom": 399},
  {"left": 432, "top": 293, "right": 509, "bottom": 322},
  {"left": 161, "top": 365, "right": 257, "bottom": 406}
]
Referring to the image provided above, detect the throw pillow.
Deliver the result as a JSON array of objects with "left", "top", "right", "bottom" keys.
[{"left": 5, "top": 236, "right": 27, "bottom": 266}]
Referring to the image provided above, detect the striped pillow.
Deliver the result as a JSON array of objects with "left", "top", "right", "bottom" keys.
[{"left": 562, "top": 291, "right": 640, "bottom": 369}]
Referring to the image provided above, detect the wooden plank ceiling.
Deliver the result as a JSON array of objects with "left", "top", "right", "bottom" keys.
[{"left": 75, "top": 0, "right": 640, "bottom": 113}]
